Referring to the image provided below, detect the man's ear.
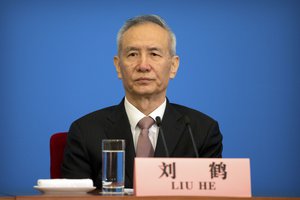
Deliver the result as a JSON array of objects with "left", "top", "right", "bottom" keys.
[
  {"left": 169, "top": 55, "right": 179, "bottom": 79},
  {"left": 114, "top": 56, "right": 122, "bottom": 79}
]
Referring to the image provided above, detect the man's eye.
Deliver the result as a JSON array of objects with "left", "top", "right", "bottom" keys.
[
  {"left": 128, "top": 52, "right": 138, "bottom": 57},
  {"left": 151, "top": 52, "right": 160, "bottom": 57}
]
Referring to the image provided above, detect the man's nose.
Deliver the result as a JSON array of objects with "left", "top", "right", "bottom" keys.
[{"left": 137, "top": 54, "right": 151, "bottom": 72}]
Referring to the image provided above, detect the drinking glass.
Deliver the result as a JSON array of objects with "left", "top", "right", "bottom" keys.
[{"left": 102, "top": 139, "right": 125, "bottom": 193}]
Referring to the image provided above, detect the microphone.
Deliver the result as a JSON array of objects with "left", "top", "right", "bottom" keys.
[
  {"left": 155, "top": 116, "right": 170, "bottom": 157},
  {"left": 184, "top": 116, "right": 199, "bottom": 158}
]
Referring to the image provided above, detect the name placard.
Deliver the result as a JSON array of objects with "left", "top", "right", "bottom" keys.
[{"left": 134, "top": 158, "right": 251, "bottom": 197}]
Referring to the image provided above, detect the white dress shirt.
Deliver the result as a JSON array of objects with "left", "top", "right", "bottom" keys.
[{"left": 124, "top": 97, "right": 166, "bottom": 151}]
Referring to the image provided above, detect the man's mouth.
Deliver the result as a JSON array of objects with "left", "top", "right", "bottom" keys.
[{"left": 136, "top": 77, "right": 151, "bottom": 81}]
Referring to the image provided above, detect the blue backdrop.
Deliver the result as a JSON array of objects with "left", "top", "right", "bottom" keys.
[{"left": 0, "top": 0, "right": 299, "bottom": 197}]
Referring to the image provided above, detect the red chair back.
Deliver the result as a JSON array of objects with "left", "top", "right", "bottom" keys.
[{"left": 50, "top": 132, "right": 68, "bottom": 178}]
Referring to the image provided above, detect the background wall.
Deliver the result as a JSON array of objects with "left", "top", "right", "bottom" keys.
[{"left": 0, "top": 0, "right": 299, "bottom": 197}]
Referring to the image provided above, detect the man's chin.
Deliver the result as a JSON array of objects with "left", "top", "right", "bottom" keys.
[
  {"left": 131, "top": 89, "right": 157, "bottom": 97},
  {"left": 135, "top": 91, "right": 154, "bottom": 96}
]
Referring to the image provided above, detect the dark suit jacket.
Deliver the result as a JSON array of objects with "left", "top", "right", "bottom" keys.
[{"left": 61, "top": 99, "right": 223, "bottom": 188}]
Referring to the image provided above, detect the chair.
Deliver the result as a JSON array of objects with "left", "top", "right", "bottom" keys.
[{"left": 50, "top": 132, "right": 68, "bottom": 178}]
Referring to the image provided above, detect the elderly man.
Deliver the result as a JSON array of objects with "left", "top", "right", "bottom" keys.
[{"left": 62, "top": 14, "right": 223, "bottom": 189}]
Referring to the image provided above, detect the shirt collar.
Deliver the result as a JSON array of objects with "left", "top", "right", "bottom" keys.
[{"left": 124, "top": 97, "right": 166, "bottom": 128}]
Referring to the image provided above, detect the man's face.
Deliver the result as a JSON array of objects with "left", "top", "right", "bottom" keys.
[{"left": 114, "top": 22, "right": 179, "bottom": 99}]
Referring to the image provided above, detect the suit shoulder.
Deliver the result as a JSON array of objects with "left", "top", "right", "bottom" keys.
[
  {"left": 72, "top": 105, "right": 118, "bottom": 125},
  {"left": 170, "top": 103, "right": 217, "bottom": 123}
]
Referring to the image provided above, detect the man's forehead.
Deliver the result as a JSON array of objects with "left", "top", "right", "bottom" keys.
[
  {"left": 119, "top": 22, "right": 171, "bottom": 54},
  {"left": 124, "top": 46, "right": 163, "bottom": 52}
]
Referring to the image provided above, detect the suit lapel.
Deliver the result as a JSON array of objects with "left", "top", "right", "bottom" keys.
[
  {"left": 155, "top": 102, "right": 185, "bottom": 157},
  {"left": 104, "top": 100, "right": 135, "bottom": 186}
]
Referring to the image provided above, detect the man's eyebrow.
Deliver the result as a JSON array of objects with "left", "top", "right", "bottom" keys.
[
  {"left": 148, "top": 47, "right": 163, "bottom": 52},
  {"left": 124, "top": 46, "right": 140, "bottom": 52},
  {"left": 123, "top": 46, "right": 163, "bottom": 53}
]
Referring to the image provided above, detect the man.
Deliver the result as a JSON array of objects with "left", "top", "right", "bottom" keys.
[{"left": 61, "top": 15, "right": 223, "bottom": 189}]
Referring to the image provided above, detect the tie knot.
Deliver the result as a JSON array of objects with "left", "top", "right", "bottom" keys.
[{"left": 138, "top": 116, "right": 155, "bottom": 129}]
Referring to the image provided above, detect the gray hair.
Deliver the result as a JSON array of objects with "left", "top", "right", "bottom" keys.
[{"left": 116, "top": 14, "right": 177, "bottom": 56}]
